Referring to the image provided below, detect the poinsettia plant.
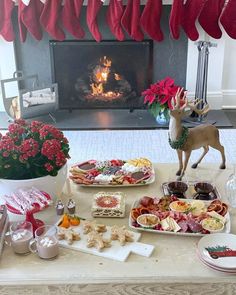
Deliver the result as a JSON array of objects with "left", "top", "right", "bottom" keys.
[
  {"left": 0, "top": 119, "right": 70, "bottom": 180},
  {"left": 142, "top": 77, "right": 182, "bottom": 120}
]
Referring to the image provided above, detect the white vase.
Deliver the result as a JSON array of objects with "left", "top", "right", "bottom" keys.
[{"left": 0, "top": 163, "right": 68, "bottom": 205}]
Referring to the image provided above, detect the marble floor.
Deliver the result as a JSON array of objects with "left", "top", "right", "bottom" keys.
[{"left": 63, "top": 129, "right": 236, "bottom": 166}]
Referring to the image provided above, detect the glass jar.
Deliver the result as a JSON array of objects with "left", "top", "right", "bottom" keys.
[{"left": 225, "top": 165, "right": 236, "bottom": 208}]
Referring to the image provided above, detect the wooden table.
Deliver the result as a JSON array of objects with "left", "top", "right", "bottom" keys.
[{"left": 0, "top": 163, "right": 236, "bottom": 295}]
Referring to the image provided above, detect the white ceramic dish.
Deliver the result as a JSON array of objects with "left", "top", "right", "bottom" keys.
[
  {"left": 129, "top": 199, "right": 231, "bottom": 237},
  {"left": 136, "top": 214, "right": 160, "bottom": 229},
  {"left": 197, "top": 233, "right": 236, "bottom": 269},
  {"left": 201, "top": 217, "right": 225, "bottom": 233}
]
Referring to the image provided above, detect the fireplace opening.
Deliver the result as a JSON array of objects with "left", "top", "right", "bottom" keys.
[{"left": 50, "top": 40, "right": 153, "bottom": 110}]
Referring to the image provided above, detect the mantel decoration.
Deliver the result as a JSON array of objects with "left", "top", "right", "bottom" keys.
[
  {"left": 0, "top": 0, "right": 235, "bottom": 43},
  {"left": 0, "top": 119, "right": 70, "bottom": 198},
  {"left": 142, "top": 77, "right": 182, "bottom": 124}
]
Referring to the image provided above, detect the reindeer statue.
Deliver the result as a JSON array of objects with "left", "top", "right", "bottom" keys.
[{"left": 168, "top": 88, "right": 226, "bottom": 180}]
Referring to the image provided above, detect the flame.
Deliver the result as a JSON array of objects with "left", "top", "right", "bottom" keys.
[
  {"left": 90, "top": 56, "right": 122, "bottom": 100},
  {"left": 101, "top": 56, "right": 112, "bottom": 67},
  {"left": 91, "top": 83, "right": 104, "bottom": 95},
  {"left": 114, "top": 73, "right": 121, "bottom": 81}
]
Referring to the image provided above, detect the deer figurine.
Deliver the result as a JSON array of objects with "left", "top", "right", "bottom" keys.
[{"left": 169, "top": 88, "right": 226, "bottom": 180}]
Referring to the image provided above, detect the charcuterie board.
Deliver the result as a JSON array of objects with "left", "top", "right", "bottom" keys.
[
  {"left": 57, "top": 222, "right": 155, "bottom": 262},
  {"left": 129, "top": 196, "right": 230, "bottom": 237},
  {"left": 69, "top": 158, "right": 155, "bottom": 187}
]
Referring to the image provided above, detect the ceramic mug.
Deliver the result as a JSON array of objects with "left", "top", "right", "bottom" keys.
[
  {"left": 29, "top": 225, "right": 59, "bottom": 259},
  {"left": 9, "top": 221, "right": 33, "bottom": 255}
]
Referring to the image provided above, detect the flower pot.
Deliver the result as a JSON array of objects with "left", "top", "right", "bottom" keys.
[
  {"left": 156, "top": 110, "right": 169, "bottom": 125},
  {"left": 0, "top": 163, "right": 68, "bottom": 205}
]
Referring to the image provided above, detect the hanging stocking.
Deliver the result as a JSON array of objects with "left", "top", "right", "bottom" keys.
[
  {"left": 121, "top": 0, "right": 144, "bottom": 41},
  {"left": 40, "top": 0, "right": 65, "bottom": 41},
  {"left": 198, "top": 0, "right": 225, "bottom": 39},
  {"left": 61, "top": 0, "right": 85, "bottom": 39},
  {"left": 74, "top": 0, "right": 84, "bottom": 21},
  {"left": 220, "top": 0, "right": 236, "bottom": 39},
  {"left": 140, "top": 0, "right": 163, "bottom": 42},
  {"left": 181, "top": 0, "right": 205, "bottom": 41},
  {"left": 86, "top": 0, "right": 103, "bottom": 42},
  {"left": 106, "top": 0, "right": 125, "bottom": 41},
  {"left": 169, "top": 0, "right": 184, "bottom": 40},
  {"left": 18, "top": 0, "right": 43, "bottom": 42},
  {"left": 0, "top": 0, "right": 15, "bottom": 42}
]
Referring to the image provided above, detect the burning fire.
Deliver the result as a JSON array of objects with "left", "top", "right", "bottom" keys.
[{"left": 90, "top": 56, "right": 122, "bottom": 99}]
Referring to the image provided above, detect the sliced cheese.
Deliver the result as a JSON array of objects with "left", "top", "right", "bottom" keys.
[
  {"left": 161, "top": 218, "right": 171, "bottom": 231},
  {"left": 207, "top": 211, "right": 226, "bottom": 224},
  {"left": 160, "top": 217, "right": 181, "bottom": 232}
]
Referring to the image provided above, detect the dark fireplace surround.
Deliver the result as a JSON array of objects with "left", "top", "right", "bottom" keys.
[
  {"left": 50, "top": 40, "right": 152, "bottom": 110},
  {"left": 14, "top": 5, "right": 188, "bottom": 113}
]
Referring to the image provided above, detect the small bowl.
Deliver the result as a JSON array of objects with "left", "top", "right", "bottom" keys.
[
  {"left": 201, "top": 217, "right": 224, "bottom": 233},
  {"left": 167, "top": 181, "right": 188, "bottom": 195},
  {"left": 136, "top": 214, "right": 160, "bottom": 228},
  {"left": 169, "top": 200, "right": 191, "bottom": 213},
  {"left": 194, "top": 182, "right": 214, "bottom": 194}
]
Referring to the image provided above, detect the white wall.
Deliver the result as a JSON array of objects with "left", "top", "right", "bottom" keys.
[
  {"left": 186, "top": 25, "right": 236, "bottom": 109},
  {"left": 0, "top": 37, "right": 17, "bottom": 112}
]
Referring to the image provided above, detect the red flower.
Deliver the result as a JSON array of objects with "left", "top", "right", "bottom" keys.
[
  {"left": 41, "top": 139, "right": 62, "bottom": 160},
  {"left": 8, "top": 123, "right": 25, "bottom": 135},
  {"left": 39, "top": 125, "right": 64, "bottom": 140},
  {"left": 19, "top": 138, "right": 39, "bottom": 158},
  {"left": 0, "top": 136, "right": 16, "bottom": 152},
  {"left": 44, "top": 163, "right": 54, "bottom": 172},
  {"left": 142, "top": 77, "right": 182, "bottom": 111}
]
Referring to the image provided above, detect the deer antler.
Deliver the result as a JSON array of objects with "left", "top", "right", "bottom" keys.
[
  {"left": 187, "top": 98, "right": 210, "bottom": 115},
  {"left": 172, "top": 87, "right": 186, "bottom": 109}
]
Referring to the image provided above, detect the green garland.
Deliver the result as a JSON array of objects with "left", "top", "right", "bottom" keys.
[{"left": 168, "top": 126, "right": 189, "bottom": 150}]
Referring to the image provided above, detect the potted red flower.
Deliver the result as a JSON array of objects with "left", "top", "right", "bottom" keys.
[
  {"left": 142, "top": 77, "right": 182, "bottom": 124},
  {"left": 0, "top": 119, "right": 70, "bottom": 198}
]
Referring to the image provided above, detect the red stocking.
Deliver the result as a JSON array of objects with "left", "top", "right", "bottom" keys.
[
  {"left": 18, "top": 0, "right": 43, "bottom": 42},
  {"left": 61, "top": 0, "right": 85, "bottom": 39},
  {"left": 40, "top": 0, "right": 65, "bottom": 41},
  {"left": 121, "top": 0, "right": 144, "bottom": 41},
  {"left": 169, "top": 0, "right": 184, "bottom": 40},
  {"left": 220, "top": 0, "right": 236, "bottom": 39},
  {"left": 198, "top": 0, "right": 225, "bottom": 39},
  {"left": 74, "top": 0, "right": 84, "bottom": 20},
  {"left": 181, "top": 0, "right": 205, "bottom": 41},
  {"left": 106, "top": 0, "right": 125, "bottom": 41},
  {"left": 86, "top": 0, "right": 103, "bottom": 42},
  {"left": 140, "top": 0, "right": 163, "bottom": 42},
  {"left": 0, "top": 0, "right": 15, "bottom": 42}
]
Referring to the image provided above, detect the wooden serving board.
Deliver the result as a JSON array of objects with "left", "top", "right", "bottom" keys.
[{"left": 57, "top": 223, "right": 154, "bottom": 262}]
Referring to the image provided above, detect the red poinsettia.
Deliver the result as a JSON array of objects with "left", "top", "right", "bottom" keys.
[
  {"left": 142, "top": 77, "right": 182, "bottom": 119},
  {"left": 0, "top": 119, "right": 70, "bottom": 180}
]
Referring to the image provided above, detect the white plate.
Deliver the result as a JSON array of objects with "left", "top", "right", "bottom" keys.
[
  {"left": 79, "top": 169, "right": 155, "bottom": 187},
  {"left": 129, "top": 199, "right": 231, "bottom": 237},
  {"left": 197, "top": 250, "right": 236, "bottom": 273},
  {"left": 197, "top": 233, "right": 236, "bottom": 269}
]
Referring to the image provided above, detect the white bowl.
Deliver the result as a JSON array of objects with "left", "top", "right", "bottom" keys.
[
  {"left": 169, "top": 200, "right": 191, "bottom": 213},
  {"left": 201, "top": 217, "right": 225, "bottom": 233},
  {"left": 136, "top": 214, "right": 160, "bottom": 228}
]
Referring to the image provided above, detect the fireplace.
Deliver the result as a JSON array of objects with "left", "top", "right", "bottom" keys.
[{"left": 50, "top": 40, "right": 153, "bottom": 110}]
